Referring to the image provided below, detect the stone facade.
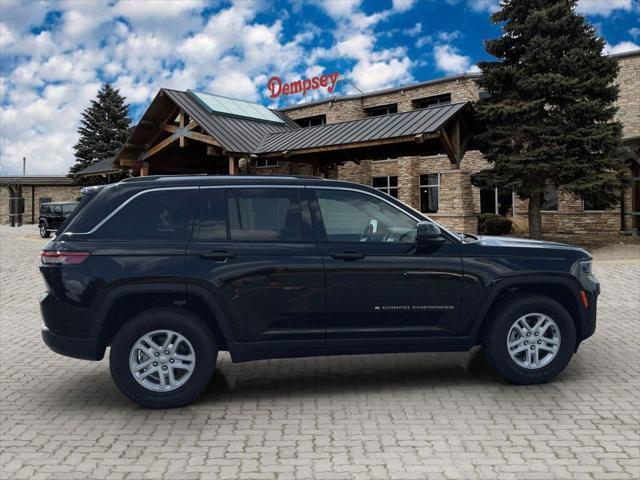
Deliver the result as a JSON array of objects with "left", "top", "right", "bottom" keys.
[
  {"left": 0, "top": 184, "right": 81, "bottom": 225},
  {"left": 252, "top": 53, "right": 639, "bottom": 235}
]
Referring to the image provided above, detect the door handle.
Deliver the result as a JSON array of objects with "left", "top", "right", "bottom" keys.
[
  {"left": 198, "top": 251, "right": 236, "bottom": 261},
  {"left": 330, "top": 252, "right": 366, "bottom": 261}
]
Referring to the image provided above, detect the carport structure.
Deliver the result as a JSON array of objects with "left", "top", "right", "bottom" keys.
[{"left": 115, "top": 89, "right": 475, "bottom": 176}]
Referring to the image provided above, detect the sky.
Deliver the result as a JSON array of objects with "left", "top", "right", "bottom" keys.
[{"left": 1, "top": 0, "right": 638, "bottom": 176}]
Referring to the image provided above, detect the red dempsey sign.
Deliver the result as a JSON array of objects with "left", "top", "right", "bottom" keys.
[{"left": 268, "top": 72, "right": 340, "bottom": 98}]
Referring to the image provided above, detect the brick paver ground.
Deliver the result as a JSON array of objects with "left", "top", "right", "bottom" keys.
[{"left": 1, "top": 225, "right": 638, "bottom": 480}]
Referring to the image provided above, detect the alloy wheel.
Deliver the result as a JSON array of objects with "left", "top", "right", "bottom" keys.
[
  {"left": 506, "top": 313, "right": 561, "bottom": 369},
  {"left": 129, "top": 329, "right": 196, "bottom": 392}
]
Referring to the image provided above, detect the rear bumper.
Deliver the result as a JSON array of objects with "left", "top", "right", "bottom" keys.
[{"left": 41, "top": 326, "right": 104, "bottom": 361}]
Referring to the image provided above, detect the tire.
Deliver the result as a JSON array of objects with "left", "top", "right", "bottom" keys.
[
  {"left": 39, "top": 223, "right": 51, "bottom": 238},
  {"left": 482, "top": 295, "right": 576, "bottom": 385},
  {"left": 110, "top": 308, "right": 218, "bottom": 408}
]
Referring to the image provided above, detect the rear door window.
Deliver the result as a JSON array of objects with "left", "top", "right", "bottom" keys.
[
  {"left": 97, "top": 189, "right": 197, "bottom": 241},
  {"left": 226, "top": 188, "right": 311, "bottom": 242}
]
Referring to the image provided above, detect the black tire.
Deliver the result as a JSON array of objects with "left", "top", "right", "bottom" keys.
[
  {"left": 39, "top": 223, "right": 51, "bottom": 238},
  {"left": 110, "top": 308, "right": 217, "bottom": 408},
  {"left": 482, "top": 295, "right": 576, "bottom": 385}
]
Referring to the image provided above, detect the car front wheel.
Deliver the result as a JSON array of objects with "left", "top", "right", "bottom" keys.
[
  {"left": 483, "top": 295, "right": 577, "bottom": 384},
  {"left": 110, "top": 308, "right": 217, "bottom": 408}
]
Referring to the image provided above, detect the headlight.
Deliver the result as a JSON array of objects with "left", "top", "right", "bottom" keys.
[{"left": 579, "top": 260, "right": 593, "bottom": 274}]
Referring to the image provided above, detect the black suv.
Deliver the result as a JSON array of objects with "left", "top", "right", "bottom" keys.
[
  {"left": 40, "top": 176, "right": 599, "bottom": 408},
  {"left": 39, "top": 201, "right": 78, "bottom": 238}
]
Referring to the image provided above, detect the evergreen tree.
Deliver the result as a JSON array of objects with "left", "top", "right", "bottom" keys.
[
  {"left": 472, "top": 0, "right": 625, "bottom": 239},
  {"left": 70, "top": 83, "right": 132, "bottom": 175}
]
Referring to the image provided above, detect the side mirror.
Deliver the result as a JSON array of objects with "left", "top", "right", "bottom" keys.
[{"left": 416, "top": 221, "right": 445, "bottom": 245}]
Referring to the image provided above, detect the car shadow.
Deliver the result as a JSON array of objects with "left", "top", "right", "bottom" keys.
[{"left": 198, "top": 347, "right": 504, "bottom": 405}]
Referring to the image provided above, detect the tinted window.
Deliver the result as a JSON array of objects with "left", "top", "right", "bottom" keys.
[
  {"left": 227, "top": 188, "right": 308, "bottom": 242},
  {"left": 198, "top": 189, "right": 227, "bottom": 241},
  {"left": 98, "top": 189, "right": 196, "bottom": 241},
  {"left": 419, "top": 174, "right": 439, "bottom": 213},
  {"left": 314, "top": 189, "right": 417, "bottom": 243}
]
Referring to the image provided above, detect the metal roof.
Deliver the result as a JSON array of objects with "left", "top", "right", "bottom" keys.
[
  {"left": 74, "top": 157, "right": 119, "bottom": 176},
  {"left": 257, "top": 102, "right": 468, "bottom": 153},
  {"left": 0, "top": 176, "right": 75, "bottom": 186},
  {"left": 162, "top": 89, "right": 297, "bottom": 153}
]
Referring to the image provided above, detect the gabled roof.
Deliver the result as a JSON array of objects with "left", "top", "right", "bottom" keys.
[
  {"left": 162, "top": 89, "right": 297, "bottom": 153},
  {"left": 116, "top": 88, "right": 474, "bottom": 167},
  {"left": 257, "top": 102, "right": 468, "bottom": 154},
  {"left": 75, "top": 157, "right": 119, "bottom": 176}
]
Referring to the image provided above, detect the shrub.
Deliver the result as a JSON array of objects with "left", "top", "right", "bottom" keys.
[{"left": 478, "top": 213, "right": 512, "bottom": 235}]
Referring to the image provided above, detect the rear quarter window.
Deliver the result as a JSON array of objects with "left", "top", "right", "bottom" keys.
[{"left": 96, "top": 189, "right": 198, "bottom": 241}]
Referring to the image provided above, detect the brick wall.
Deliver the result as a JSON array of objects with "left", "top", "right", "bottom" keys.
[
  {"left": 615, "top": 53, "right": 640, "bottom": 140},
  {"left": 0, "top": 185, "right": 81, "bottom": 225}
]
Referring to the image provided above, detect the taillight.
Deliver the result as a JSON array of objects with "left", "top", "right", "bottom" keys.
[{"left": 41, "top": 251, "right": 90, "bottom": 265}]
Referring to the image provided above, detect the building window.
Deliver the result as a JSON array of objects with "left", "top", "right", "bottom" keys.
[
  {"left": 365, "top": 104, "right": 398, "bottom": 116},
  {"left": 541, "top": 184, "right": 558, "bottom": 211},
  {"left": 480, "top": 188, "right": 514, "bottom": 215},
  {"left": 419, "top": 174, "right": 439, "bottom": 213},
  {"left": 256, "top": 158, "right": 278, "bottom": 168},
  {"left": 372, "top": 176, "right": 398, "bottom": 198},
  {"left": 583, "top": 191, "right": 610, "bottom": 211},
  {"left": 413, "top": 93, "right": 451, "bottom": 109},
  {"left": 295, "top": 115, "right": 326, "bottom": 128}
]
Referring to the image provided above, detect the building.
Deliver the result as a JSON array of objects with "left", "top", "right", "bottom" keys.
[
  {"left": 0, "top": 176, "right": 79, "bottom": 225},
  {"left": 111, "top": 49, "right": 638, "bottom": 236}
]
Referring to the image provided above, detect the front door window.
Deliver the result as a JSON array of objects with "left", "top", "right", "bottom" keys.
[{"left": 314, "top": 188, "right": 417, "bottom": 243}]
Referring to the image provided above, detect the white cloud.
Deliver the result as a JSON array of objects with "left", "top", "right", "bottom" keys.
[
  {"left": 576, "top": 0, "right": 633, "bottom": 17},
  {"left": 434, "top": 44, "right": 474, "bottom": 74},
  {"left": 350, "top": 57, "right": 413, "bottom": 91},
  {"left": 404, "top": 22, "right": 422, "bottom": 36},
  {"left": 319, "top": 0, "right": 362, "bottom": 19},
  {"left": 392, "top": 0, "right": 416, "bottom": 13},
  {"left": 415, "top": 36, "right": 432, "bottom": 48},
  {"left": 604, "top": 40, "right": 640, "bottom": 54},
  {"left": 437, "top": 31, "right": 462, "bottom": 42},
  {"left": 628, "top": 27, "right": 640, "bottom": 39},
  {"left": 468, "top": 0, "right": 500, "bottom": 13}
]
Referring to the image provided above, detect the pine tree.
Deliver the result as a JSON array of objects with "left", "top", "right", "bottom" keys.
[
  {"left": 472, "top": 0, "right": 625, "bottom": 239},
  {"left": 70, "top": 83, "right": 132, "bottom": 175}
]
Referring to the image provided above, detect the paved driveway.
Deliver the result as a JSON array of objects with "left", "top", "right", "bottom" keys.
[{"left": 1, "top": 225, "right": 638, "bottom": 480}]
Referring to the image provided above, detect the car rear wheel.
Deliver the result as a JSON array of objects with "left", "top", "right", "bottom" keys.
[
  {"left": 483, "top": 295, "right": 576, "bottom": 384},
  {"left": 39, "top": 223, "right": 50, "bottom": 238},
  {"left": 110, "top": 308, "right": 217, "bottom": 408}
]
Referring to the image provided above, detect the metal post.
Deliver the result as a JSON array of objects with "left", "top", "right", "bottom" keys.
[{"left": 23, "top": 157, "right": 26, "bottom": 176}]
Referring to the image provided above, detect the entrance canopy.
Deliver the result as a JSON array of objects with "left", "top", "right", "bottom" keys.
[{"left": 115, "top": 88, "right": 474, "bottom": 175}]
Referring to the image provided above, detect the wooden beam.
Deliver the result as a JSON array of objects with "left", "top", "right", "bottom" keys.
[
  {"left": 139, "top": 133, "right": 178, "bottom": 161},
  {"left": 228, "top": 156, "right": 239, "bottom": 175},
  {"left": 140, "top": 162, "right": 149, "bottom": 176},
  {"left": 119, "top": 159, "right": 144, "bottom": 168},
  {"left": 179, "top": 110, "right": 187, "bottom": 147},
  {"left": 185, "top": 130, "right": 222, "bottom": 148},
  {"left": 439, "top": 127, "right": 459, "bottom": 165}
]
